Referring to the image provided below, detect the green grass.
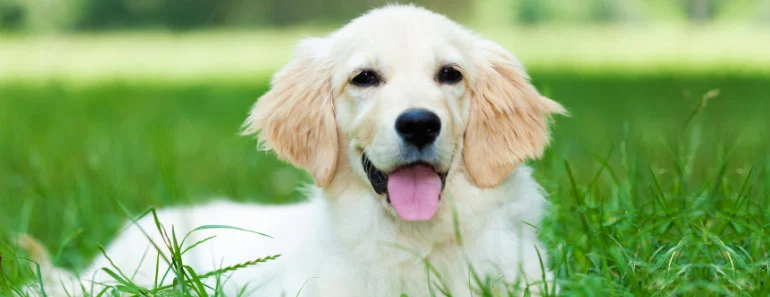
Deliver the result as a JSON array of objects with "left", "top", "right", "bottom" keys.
[{"left": 1, "top": 72, "right": 769, "bottom": 296}]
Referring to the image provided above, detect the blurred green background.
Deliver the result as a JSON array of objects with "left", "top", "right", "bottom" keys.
[{"left": 1, "top": 0, "right": 769, "bottom": 295}]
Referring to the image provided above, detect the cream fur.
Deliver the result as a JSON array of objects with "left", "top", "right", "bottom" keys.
[{"left": 26, "top": 5, "right": 563, "bottom": 297}]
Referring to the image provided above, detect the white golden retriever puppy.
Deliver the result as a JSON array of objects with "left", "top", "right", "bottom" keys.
[{"left": 25, "top": 5, "right": 565, "bottom": 297}]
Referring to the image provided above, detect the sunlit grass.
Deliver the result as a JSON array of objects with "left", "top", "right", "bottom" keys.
[{"left": 1, "top": 25, "right": 770, "bottom": 84}]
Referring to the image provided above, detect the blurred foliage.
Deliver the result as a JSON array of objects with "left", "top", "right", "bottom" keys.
[
  {"left": 0, "top": 0, "right": 472, "bottom": 32},
  {"left": 514, "top": 0, "right": 770, "bottom": 24},
  {"left": 1, "top": 0, "right": 769, "bottom": 32}
]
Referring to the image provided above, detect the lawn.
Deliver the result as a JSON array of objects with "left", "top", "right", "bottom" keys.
[
  {"left": 1, "top": 29, "right": 769, "bottom": 296},
  {"left": 2, "top": 25, "right": 770, "bottom": 83}
]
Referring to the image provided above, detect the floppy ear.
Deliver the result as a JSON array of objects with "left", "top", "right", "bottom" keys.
[
  {"left": 464, "top": 40, "right": 566, "bottom": 188},
  {"left": 242, "top": 38, "right": 338, "bottom": 186}
]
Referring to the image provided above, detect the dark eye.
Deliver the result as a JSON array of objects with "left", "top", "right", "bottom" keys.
[
  {"left": 351, "top": 70, "right": 381, "bottom": 87},
  {"left": 437, "top": 66, "right": 462, "bottom": 84}
]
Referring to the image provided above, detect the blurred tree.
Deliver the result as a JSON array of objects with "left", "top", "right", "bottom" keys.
[
  {"left": 0, "top": 0, "right": 82, "bottom": 32},
  {"left": 515, "top": 0, "right": 645, "bottom": 25},
  {"left": 0, "top": 0, "right": 24, "bottom": 30},
  {"left": 214, "top": 0, "right": 272, "bottom": 27},
  {"left": 0, "top": 0, "right": 764, "bottom": 32},
  {"left": 75, "top": 0, "right": 225, "bottom": 30},
  {"left": 685, "top": 0, "right": 722, "bottom": 22},
  {"left": 0, "top": 0, "right": 470, "bottom": 31},
  {"left": 157, "top": 0, "right": 223, "bottom": 29},
  {"left": 518, "top": 0, "right": 549, "bottom": 24}
]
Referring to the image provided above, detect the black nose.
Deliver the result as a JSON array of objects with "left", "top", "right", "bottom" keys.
[{"left": 395, "top": 109, "right": 441, "bottom": 149}]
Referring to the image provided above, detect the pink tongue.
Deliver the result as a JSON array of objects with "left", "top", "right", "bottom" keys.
[{"left": 387, "top": 164, "right": 442, "bottom": 221}]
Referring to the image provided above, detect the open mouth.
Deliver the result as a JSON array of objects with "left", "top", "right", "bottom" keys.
[{"left": 362, "top": 154, "right": 447, "bottom": 221}]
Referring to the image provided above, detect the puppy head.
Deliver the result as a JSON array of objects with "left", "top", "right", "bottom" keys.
[{"left": 244, "top": 5, "right": 564, "bottom": 221}]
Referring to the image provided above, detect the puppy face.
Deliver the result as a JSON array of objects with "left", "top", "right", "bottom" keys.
[
  {"left": 244, "top": 6, "right": 565, "bottom": 222},
  {"left": 329, "top": 11, "right": 477, "bottom": 221}
]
